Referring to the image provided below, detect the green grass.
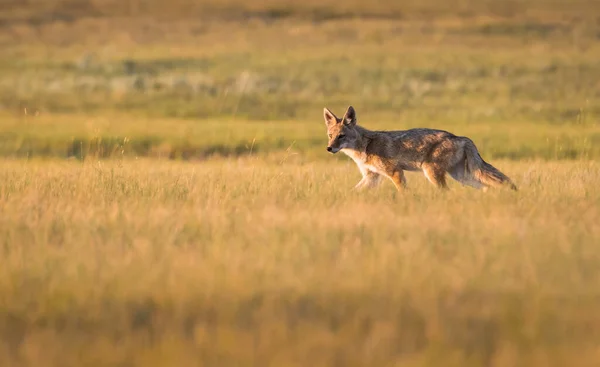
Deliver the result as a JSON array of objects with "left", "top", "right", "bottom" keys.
[
  {"left": 3, "top": 24, "right": 599, "bottom": 122},
  {"left": 1, "top": 158, "right": 599, "bottom": 366},
  {"left": 1, "top": 112, "right": 599, "bottom": 160},
  {"left": 1, "top": 5, "right": 599, "bottom": 161}
]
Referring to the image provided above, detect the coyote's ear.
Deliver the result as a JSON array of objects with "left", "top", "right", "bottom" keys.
[
  {"left": 343, "top": 106, "right": 356, "bottom": 126},
  {"left": 323, "top": 107, "right": 338, "bottom": 127}
]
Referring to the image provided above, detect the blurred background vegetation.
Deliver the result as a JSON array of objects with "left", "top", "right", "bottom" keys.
[{"left": 1, "top": 0, "right": 599, "bottom": 159}]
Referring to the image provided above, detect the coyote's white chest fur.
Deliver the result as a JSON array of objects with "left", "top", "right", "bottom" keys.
[{"left": 342, "top": 149, "right": 379, "bottom": 174}]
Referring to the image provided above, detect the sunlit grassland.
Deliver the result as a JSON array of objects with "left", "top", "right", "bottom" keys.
[
  {"left": 5, "top": 0, "right": 600, "bottom": 21},
  {"left": 3, "top": 19, "right": 600, "bottom": 123},
  {"left": 1, "top": 1, "right": 600, "bottom": 365},
  {"left": 0, "top": 158, "right": 599, "bottom": 366},
  {"left": 1, "top": 6, "right": 599, "bottom": 161},
  {"left": 1, "top": 111, "right": 599, "bottom": 161}
]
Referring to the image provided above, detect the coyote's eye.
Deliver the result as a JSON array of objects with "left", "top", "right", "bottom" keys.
[
  {"left": 328, "top": 134, "right": 332, "bottom": 138},
  {"left": 338, "top": 134, "right": 346, "bottom": 139}
]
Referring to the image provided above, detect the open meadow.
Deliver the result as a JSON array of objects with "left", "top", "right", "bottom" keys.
[
  {"left": 1, "top": 0, "right": 600, "bottom": 366},
  {"left": 1, "top": 158, "right": 600, "bottom": 367}
]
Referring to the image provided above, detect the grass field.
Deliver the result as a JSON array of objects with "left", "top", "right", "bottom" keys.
[
  {"left": 2, "top": 0, "right": 600, "bottom": 161},
  {"left": 1, "top": 0, "right": 600, "bottom": 366},
  {"left": 1, "top": 158, "right": 599, "bottom": 367}
]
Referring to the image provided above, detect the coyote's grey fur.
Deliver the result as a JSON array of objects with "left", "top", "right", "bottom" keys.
[{"left": 323, "top": 106, "right": 517, "bottom": 191}]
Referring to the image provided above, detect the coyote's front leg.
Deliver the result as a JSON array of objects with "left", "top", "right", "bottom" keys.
[{"left": 354, "top": 171, "right": 381, "bottom": 191}]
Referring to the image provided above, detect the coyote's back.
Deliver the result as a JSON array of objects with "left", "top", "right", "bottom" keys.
[{"left": 322, "top": 106, "right": 517, "bottom": 191}]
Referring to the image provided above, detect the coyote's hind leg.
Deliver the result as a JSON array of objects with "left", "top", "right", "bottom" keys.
[
  {"left": 384, "top": 170, "right": 406, "bottom": 192},
  {"left": 422, "top": 164, "right": 448, "bottom": 189}
]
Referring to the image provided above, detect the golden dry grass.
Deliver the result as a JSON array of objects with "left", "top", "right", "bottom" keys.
[
  {"left": 1, "top": 1, "right": 600, "bottom": 365},
  {"left": 1, "top": 157, "right": 599, "bottom": 366},
  {"left": 6, "top": 0, "right": 600, "bottom": 21}
]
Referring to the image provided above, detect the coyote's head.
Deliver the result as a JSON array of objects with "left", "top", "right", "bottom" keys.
[{"left": 323, "top": 106, "right": 358, "bottom": 154}]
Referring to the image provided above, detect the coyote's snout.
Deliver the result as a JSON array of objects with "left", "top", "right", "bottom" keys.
[{"left": 323, "top": 106, "right": 517, "bottom": 191}]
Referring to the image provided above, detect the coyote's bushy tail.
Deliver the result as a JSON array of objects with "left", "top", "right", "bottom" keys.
[{"left": 463, "top": 139, "right": 518, "bottom": 191}]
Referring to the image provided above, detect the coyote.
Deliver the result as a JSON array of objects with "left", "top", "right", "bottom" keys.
[{"left": 323, "top": 106, "right": 517, "bottom": 191}]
